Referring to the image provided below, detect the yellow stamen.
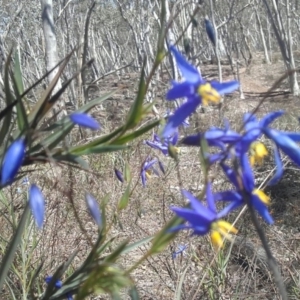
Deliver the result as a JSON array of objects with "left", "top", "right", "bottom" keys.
[
  {"left": 217, "top": 220, "right": 238, "bottom": 235},
  {"left": 253, "top": 189, "right": 270, "bottom": 205},
  {"left": 145, "top": 170, "right": 152, "bottom": 179},
  {"left": 198, "top": 83, "right": 221, "bottom": 106},
  {"left": 174, "top": 147, "right": 181, "bottom": 154},
  {"left": 210, "top": 231, "right": 223, "bottom": 248},
  {"left": 250, "top": 142, "right": 268, "bottom": 166},
  {"left": 210, "top": 220, "right": 238, "bottom": 248}
]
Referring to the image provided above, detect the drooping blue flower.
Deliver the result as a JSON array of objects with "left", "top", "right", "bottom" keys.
[
  {"left": 172, "top": 244, "right": 188, "bottom": 259},
  {"left": 70, "top": 113, "right": 100, "bottom": 130},
  {"left": 114, "top": 168, "right": 124, "bottom": 183},
  {"left": 146, "top": 130, "right": 179, "bottom": 156},
  {"left": 85, "top": 193, "right": 102, "bottom": 227},
  {"left": 204, "top": 16, "right": 216, "bottom": 47},
  {"left": 162, "top": 46, "right": 239, "bottom": 137},
  {"left": 170, "top": 183, "right": 238, "bottom": 248},
  {"left": 1, "top": 138, "right": 26, "bottom": 185},
  {"left": 29, "top": 184, "right": 45, "bottom": 229},
  {"left": 140, "top": 157, "right": 158, "bottom": 187}
]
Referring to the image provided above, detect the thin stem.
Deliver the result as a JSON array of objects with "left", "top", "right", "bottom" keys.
[{"left": 247, "top": 200, "right": 287, "bottom": 300}]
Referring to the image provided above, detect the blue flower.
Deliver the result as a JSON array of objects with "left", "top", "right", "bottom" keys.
[
  {"left": 70, "top": 113, "right": 100, "bottom": 130},
  {"left": 216, "top": 154, "right": 274, "bottom": 224},
  {"left": 85, "top": 193, "right": 102, "bottom": 227},
  {"left": 146, "top": 130, "right": 179, "bottom": 156},
  {"left": 172, "top": 244, "right": 188, "bottom": 259},
  {"left": 162, "top": 46, "right": 239, "bottom": 137},
  {"left": 140, "top": 158, "right": 158, "bottom": 187},
  {"left": 170, "top": 183, "right": 238, "bottom": 248},
  {"left": 205, "top": 16, "right": 216, "bottom": 46},
  {"left": 114, "top": 168, "right": 124, "bottom": 183},
  {"left": 29, "top": 184, "right": 45, "bottom": 229},
  {"left": 1, "top": 138, "right": 26, "bottom": 185},
  {"left": 45, "top": 276, "right": 73, "bottom": 300}
]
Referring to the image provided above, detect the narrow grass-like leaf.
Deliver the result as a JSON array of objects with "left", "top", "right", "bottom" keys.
[
  {"left": 0, "top": 51, "right": 14, "bottom": 144},
  {"left": 0, "top": 202, "right": 30, "bottom": 291},
  {"left": 150, "top": 216, "right": 182, "bottom": 254},
  {"left": 124, "top": 58, "right": 146, "bottom": 130},
  {"left": 121, "top": 236, "right": 153, "bottom": 256},
  {"left": 112, "top": 119, "right": 160, "bottom": 145},
  {"left": 124, "top": 162, "right": 131, "bottom": 182},
  {"left": 30, "top": 91, "right": 115, "bottom": 153},
  {"left": 118, "top": 181, "right": 131, "bottom": 210},
  {"left": 69, "top": 144, "right": 128, "bottom": 156}
]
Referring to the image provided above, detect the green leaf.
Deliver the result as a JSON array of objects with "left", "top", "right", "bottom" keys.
[
  {"left": 112, "top": 119, "right": 160, "bottom": 145},
  {"left": 121, "top": 236, "right": 153, "bottom": 256},
  {"left": 69, "top": 144, "right": 128, "bottom": 156},
  {"left": 150, "top": 216, "right": 182, "bottom": 254},
  {"left": 0, "top": 203, "right": 30, "bottom": 291},
  {"left": 117, "top": 181, "right": 131, "bottom": 210},
  {"left": 124, "top": 58, "right": 146, "bottom": 130},
  {"left": 0, "top": 51, "right": 14, "bottom": 144},
  {"left": 124, "top": 162, "right": 131, "bottom": 182}
]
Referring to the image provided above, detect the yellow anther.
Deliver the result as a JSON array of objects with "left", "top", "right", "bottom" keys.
[
  {"left": 198, "top": 83, "right": 221, "bottom": 106},
  {"left": 145, "top": 170, "right": 152, "bottom": 179},
  {"left": 253, "top": 189, "right": 270, "bottom": 205},
  {"left": 210, "top": 220, "right": 238, "bottom": 248},
  {"left": 210, "top": 230, "right": 223, "bottom": 248},
  {"left": 250, "top": 142, "right": 268, "bottom": 166},
  {"left": 174, "top": 147, "right": 181, "bottom": 154}
]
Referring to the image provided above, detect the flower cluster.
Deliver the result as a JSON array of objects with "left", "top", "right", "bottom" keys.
[{"left": 144, "top": 46, "right": 300, "bottom": 248}]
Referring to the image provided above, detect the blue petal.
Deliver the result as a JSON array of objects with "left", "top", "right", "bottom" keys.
[
  {"left": 85, "top": 193, "right": 102, "bottom": 227},
  {"left": 162, "top": 97, "right": 200, "bottom": 137},
  {"left": 281, "top": 132, "right": 300, "bottom": 142},
  {"left": 210, "top": 80, "right": 239, "bottom": 95},
  {"left": 170, "top": 46, "right": 201, "bottom": 84},
  {"left": 1, "top": 138, "right": 26, "bottom": 185},
  {"left": 141, "top": 171, "right": 146, "bottom": 187},
  {"left": 182, "top": 190, "right": 215, "bottom": 221},
  {"left": 218, "top": 200, "right": 242, "bottom": 219},
  {"left": 205, "top": 183, "right": 216, "bottom": 214},
  {"left": 251, "top": 194, "right": 274, "bottom": 224},
  {"left": 29, "top": 185, "right": 45, "bottom": 229},
  {"left": 170, "top": 207, "right": 211, "bottom": 233},
  {"left": 114, "top": 168, "right": 124, "bottom": 183},
  {"left": 264, "top": 128, "right": 300, "bottom": 166},
  {"left": 172, "top": 130, "right": 179, "bottom": 145},
  {"left": 260, "top": 111, "right": 284, "bottom": 127},
  {"left": 166, "top": 81, "right": 196, "bottom": 100},
  {"left": 146, "top": 140, "right": 167, "bottom": 155},
  {"left": 70, "top": 113, "right": 100, "bottom": 130},
  {"left": 181, "top": 133, "right": 202, "bottom": 146},
  {"left": 144, "top": 159, "right": 157, "bottom": 170},
  {"left": 221, "top": 164, "right": 239, "bottom": 188},
  {"left": 241, "top": 153, "right": 255, "bottom": 192},
  {"left": 268, "top": 146, "right": 283, "bottom": 185},
  {"left": 214, "top": 191, "right": 243, "bottom": 203}
]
